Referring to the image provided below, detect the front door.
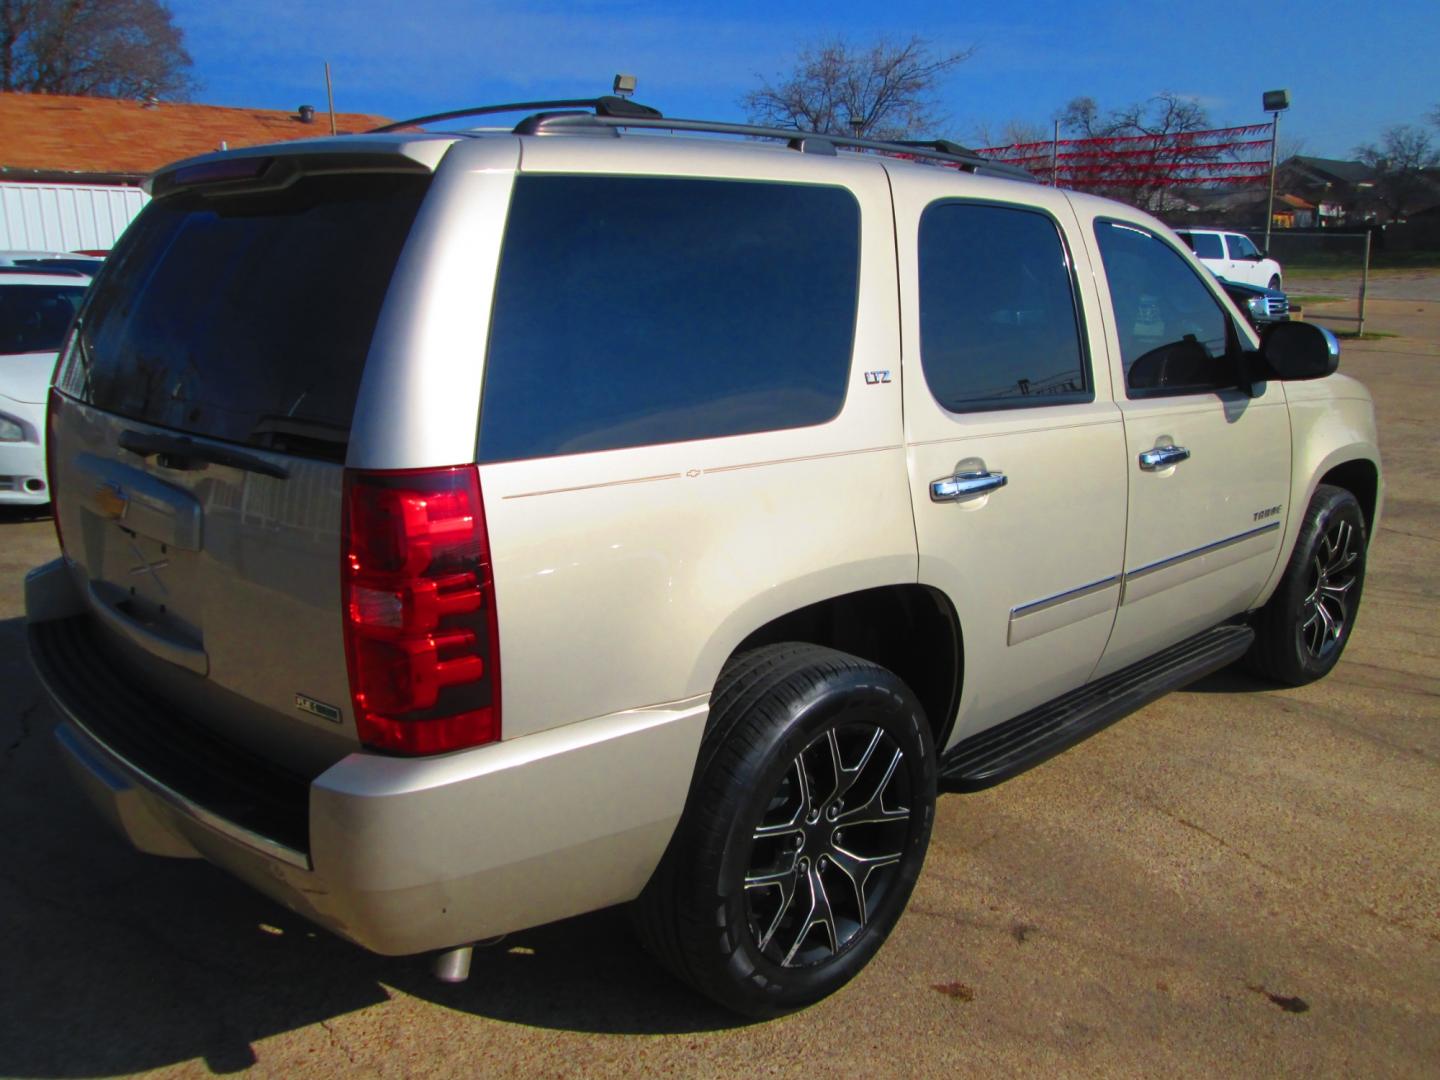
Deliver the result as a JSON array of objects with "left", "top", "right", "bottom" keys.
[{"left": 1082, "top": 215, "right": 1292, "bottom": 677}]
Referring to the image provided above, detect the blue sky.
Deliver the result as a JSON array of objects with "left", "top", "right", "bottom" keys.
[{"left": 169, "top": 0, "right": 1438, "bottom": 158}]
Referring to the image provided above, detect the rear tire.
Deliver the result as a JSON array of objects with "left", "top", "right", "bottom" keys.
[
  {"left": 633, "top": 643, "right": 936, "bottom": 1017},
  {"left": 1248, "top": 485, "right": 1367, "bottom": 685}
]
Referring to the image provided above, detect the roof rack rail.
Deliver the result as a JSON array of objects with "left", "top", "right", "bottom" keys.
[
  {"left": 370, "top": 95, "right": 661, "bottom": 133},
  {"left": 514, "top": 111, "right": 1034, "bottom": 181},
  {"left": 893, "top": 138, "right": 980, "bottom": 157}
]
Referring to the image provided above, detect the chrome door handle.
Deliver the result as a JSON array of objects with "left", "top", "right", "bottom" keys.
[
  {"left": 1138, "top": 445, "right": 1191, "bottom": 471},
  {"left": 931, "top": 469, "right": 1007, "bottom": 502}
]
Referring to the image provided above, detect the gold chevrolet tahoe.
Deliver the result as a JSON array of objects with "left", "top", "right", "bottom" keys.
[{"left": 26, "top": 95, "right": 1381, "bottom": 1017}]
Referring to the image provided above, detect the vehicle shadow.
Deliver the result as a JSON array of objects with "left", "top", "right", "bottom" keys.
[
  {"left": 0, "top": 614, "right": 741, "bottom": 1078},
  {"left": 1181, "top": 665, "right": 1279, "bottom": 694},
  {"left": 0, "top": 503, "right": 52, "bottom": 525}
]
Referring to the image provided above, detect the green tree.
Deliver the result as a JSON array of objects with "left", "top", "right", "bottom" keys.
[
  {"left": 742, "top": 35, "right": 972, "bottom": 141},
  {"left": 1, "top": 0, "right": 195, "bottom": 100}
]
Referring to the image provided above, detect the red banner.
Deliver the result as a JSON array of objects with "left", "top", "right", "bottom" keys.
[
  {"left": 980, "top": 123, "right": 1272, "bottom": 155},
  {"left": 975, "top": 122, "right": 1275, "bottom": 191}
]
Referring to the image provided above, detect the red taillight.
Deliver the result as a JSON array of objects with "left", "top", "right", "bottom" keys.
[
  {"left": 342, "top": 466, "right": 501, "bottom": 755},
  {"left": 46, "top": 388, "right": 63, "bottom": 552}
]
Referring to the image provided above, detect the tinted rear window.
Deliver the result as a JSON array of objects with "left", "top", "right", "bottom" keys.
[
  {"left": 65, "top": 172, "right": 428, "bottom": 460},
  {"left": 477, "top": 175, "right": 860, "bottom": 462},
  {"left": 0, "top": 284, "right": 86, "bottom": 354},
  {"left": 918, "top": 201, "right": 1089, "bottom": 411}
]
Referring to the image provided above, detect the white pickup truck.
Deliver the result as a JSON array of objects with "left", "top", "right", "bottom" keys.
[{"left": 1175, "top": 227, "right": 1284, "bottom": 290}]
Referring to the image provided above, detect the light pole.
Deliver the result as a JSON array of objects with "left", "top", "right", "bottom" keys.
[{"left": 1263, "top": 89, "right": 1290, "bottom": 252}]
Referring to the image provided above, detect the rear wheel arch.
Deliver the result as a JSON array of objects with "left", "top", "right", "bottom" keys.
[{"left": 722, "top": 585, "right": 963, "bottom": 757}]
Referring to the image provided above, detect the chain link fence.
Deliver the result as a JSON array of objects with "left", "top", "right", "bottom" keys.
[{"left": 1261, "top": 231, "right": 1372, "bottom": 334}]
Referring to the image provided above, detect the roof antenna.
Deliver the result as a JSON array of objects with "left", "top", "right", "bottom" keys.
[
  {"left": 612, "top": 73, "right": 637, "bottom": 99},
  {"left": 325, "top": 61, "right": 338, "bottom": 136}
]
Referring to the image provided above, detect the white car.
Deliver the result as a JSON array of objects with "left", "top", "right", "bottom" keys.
[
  {"left": 0, "top": 270, "right": 87, "bottom": 504},
  {"left": 1175, "top": 228, "right": 1283, "bottom": 290}
]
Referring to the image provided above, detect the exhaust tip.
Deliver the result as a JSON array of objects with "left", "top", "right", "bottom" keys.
[{"left": 432, "top": 944, "right": 473, "bottom": 983}]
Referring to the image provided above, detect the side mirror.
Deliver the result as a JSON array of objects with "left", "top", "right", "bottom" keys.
[{"left": 1257, "top": 321, "right": 1340, "bottom": 381}]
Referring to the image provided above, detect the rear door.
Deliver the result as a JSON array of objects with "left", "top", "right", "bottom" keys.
[
  {"left": 50, "top": 161, "right": 436, "bottom": 772},
  {"left": 1225, "top": 233, "right": 1264, "bottom": 286},
  {"left": 895, "top": 173, "right": 1128, "bottom": 742}
]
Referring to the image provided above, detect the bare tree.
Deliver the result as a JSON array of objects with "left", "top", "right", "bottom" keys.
[
  {"left": 1, "top": 0, "right": 195, "bottom": 100},
  {"left": 742, "top": 35, "right": 973, "bottom": 141},
  {"left": 1354, "top": 124, "right": 1440, "bottom": 219},
  {"left": 971, "top": 117, "right": 1048, "bottom": 149},
  {"left": 1059, "top": 91, "right": 1217, "bottom": 210}
]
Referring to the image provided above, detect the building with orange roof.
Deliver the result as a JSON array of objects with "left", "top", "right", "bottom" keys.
[{"left": 0, "top": 91, "right": 390, "bottom": 250}]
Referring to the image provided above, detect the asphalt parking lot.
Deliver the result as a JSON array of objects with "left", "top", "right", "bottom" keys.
[{"left": 1, "top": 293, "right": 1436, "bottom": 1078}]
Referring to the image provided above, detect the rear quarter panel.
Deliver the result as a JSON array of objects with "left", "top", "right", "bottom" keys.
[{"left": 474, "top": 139, "right": 915, "bottom": 741}]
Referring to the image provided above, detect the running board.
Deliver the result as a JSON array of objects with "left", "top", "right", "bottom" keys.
[{"left": 939, "top": 623, "right": 1255, "bottom": 791}]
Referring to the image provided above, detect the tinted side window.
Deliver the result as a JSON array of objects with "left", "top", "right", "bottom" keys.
[
  {"left": 478, "top": 176, "right": 860, "bottom": 462},
  {"left": 1094, "top": 221, "right": 1238, "bottom": 397},
  {"left": 1227, "top": 234, "right": 1261, "bottom": 260},
  {"left": 1185, "top": 232, "right": 1224, "bottom": 259},
  {"left": 918, "top": 202, "right": 1089, "bottom": 412}
]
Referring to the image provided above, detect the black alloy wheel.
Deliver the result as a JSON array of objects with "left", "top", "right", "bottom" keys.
[
  {"left": 633, "top": 643, "right": 936, "bottom": 1017},
  {"left": 1299, "top": 510, "right": 1362, "bottom": 662},
  {"left": 744, "top": 722, "right": 914, "bottom": 968},
  {"left": 1248, "top": 484, "right": 1368, "bottom": 685}
]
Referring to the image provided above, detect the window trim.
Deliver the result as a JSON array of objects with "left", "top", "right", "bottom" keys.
[
  {"left": 916, "top": 196, "right": 1095, "bottom": 416},
  {"left": 1093, "top": 217, "right": 1249, "bottom": 402}
]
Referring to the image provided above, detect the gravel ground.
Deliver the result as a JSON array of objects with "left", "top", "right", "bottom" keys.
[{"left": 1, "top": 290, "right": 1436, "bottom": 1078}]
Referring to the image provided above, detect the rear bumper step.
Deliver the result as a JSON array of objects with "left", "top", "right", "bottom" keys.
[
  {"left": 941, "top": 623, "right": 1255, "bottom": 790},
  {"left": 28, "top": 614, "right": 313, "bottom": 858}
]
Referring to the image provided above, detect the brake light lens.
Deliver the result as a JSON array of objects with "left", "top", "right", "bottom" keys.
[{"left": 342, "top": 466, "right": 500, "bottom": 755}]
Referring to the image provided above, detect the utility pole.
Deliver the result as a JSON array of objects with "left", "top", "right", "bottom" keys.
[
  {"left": 1262, "top": 89, "right": 1290, "bottom": 251},
  {"left": 1051, "top": 119, "right": 1059, "bottom": 187}
]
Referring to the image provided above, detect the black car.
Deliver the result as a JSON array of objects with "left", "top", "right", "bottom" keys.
[{"left": 1220, "top": 277, "right": 1290, "bottom": 328}]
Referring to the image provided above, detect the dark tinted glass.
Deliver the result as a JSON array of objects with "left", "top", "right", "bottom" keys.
[
  {"left": 69, "top": 173, "right": 428, "bottom": 460},
  {"left": 918, "top": 202, "right": 1088, "bottom": 411},
  {"left": 1227, "top": 233, "right": 1260, "bottom": 260},
  {"left": 0, "top": 284, "right": 86, "bottom": 354},
  {"left": 1181, "top": 231, "right": 1223, "bottom": 259},
  {"left": 1094, "top": 221, "right": 1237, "bottom": 396},
  {"left": 478, "top": 175, "right": 859, "bottom": 461}
]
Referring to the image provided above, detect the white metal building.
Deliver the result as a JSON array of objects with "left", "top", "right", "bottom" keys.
[{"left": 0, "top": 181, "right": 148, "bottom": 251}]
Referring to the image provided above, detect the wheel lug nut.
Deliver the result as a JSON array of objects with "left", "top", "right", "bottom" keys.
[{"left": 826, "top": 805, "right": 839, "bottom": 820}]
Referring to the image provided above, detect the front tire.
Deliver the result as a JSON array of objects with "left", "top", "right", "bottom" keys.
[
  {"left": 1268, "top": 274, "right": 1282, "bottom": 291},
  {"left": 634, "top": 644, "right": 936, "bottom": 1017},
  {"left": 1248, "top": 485, "right": 1367, "bottom": 685}
]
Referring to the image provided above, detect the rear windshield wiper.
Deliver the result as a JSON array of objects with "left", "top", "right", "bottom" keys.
[{"left": 118, "top": 430, "right": 291, "bottom": 480}]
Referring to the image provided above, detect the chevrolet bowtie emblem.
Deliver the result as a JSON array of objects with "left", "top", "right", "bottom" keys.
[{"left": 94, "top": 480, "right": 128, "bottom": 520}]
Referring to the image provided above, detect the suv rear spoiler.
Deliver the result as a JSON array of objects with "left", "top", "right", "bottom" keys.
[{"left": 146, "top": 135, "right": 458, "bottom": 197}]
